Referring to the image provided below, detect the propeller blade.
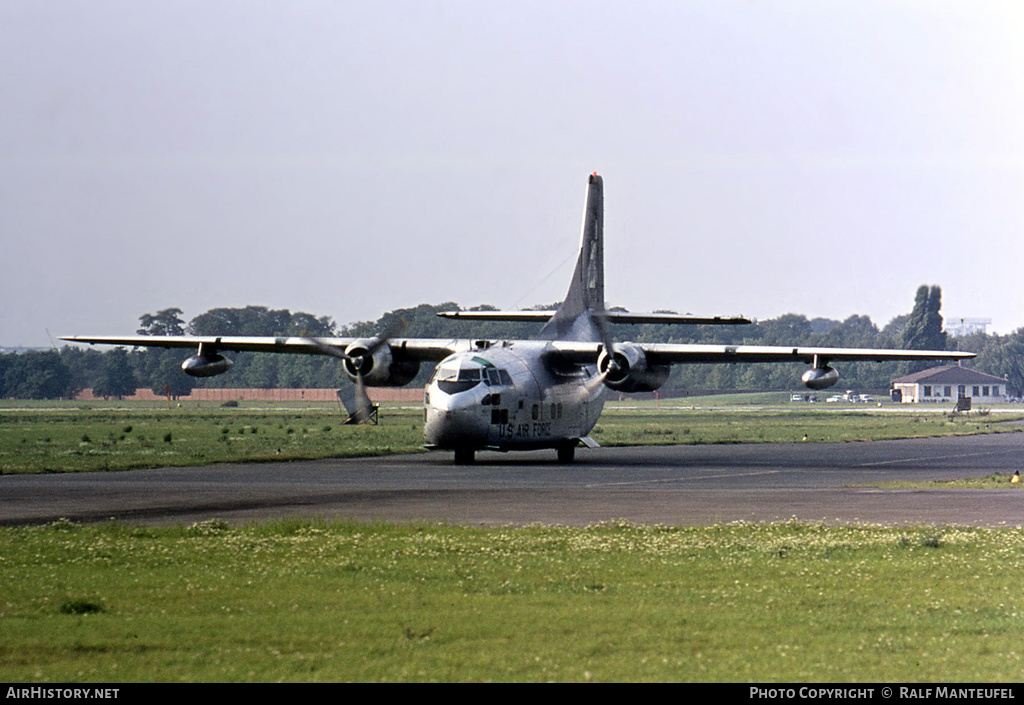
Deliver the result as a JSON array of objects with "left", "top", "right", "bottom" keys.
[
  {"left": 572, "top": 308, "right": 616, "bottom": 403},
  {"left": 364, "top": 317, "right": 408, "bottom": 354},
  {"left": 593, "top": 308, "right": 614, "bottom": 353},
  {"left": 577, "top": 366, "right": 611, "bottom": 401},
  {"left": 350, "top": 372, "right": 374, "bottom": 424},
  {"left": 306, "top": 317, "right": 407, "bottom": 424},
  {"left": 304, "top": 337, "right": 353, "bottom": 361},
  {"left": 337, "top": 377, "right": 374, "bottom": 424},
  {"left": 591, "top": 306, "right": 621, "bottom": 379}
]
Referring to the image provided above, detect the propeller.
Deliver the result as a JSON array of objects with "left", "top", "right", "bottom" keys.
[
  {"left": 575, "top": 306, "right": 618, "bottom": 401},
  {"left": 304, "top": 317, "right": 407, "bottom": 424}
]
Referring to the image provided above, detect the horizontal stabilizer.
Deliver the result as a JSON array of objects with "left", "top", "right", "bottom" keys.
[{"left": 437, "top": 310, "right": 750, "bottom": 325}]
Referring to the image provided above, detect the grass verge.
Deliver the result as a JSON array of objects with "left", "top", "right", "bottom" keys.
[
  {"left": 0, "top": 405, "right": 426, "bottom": 473},
  {"left": 2, "top": 402, "right": 1021, "bottom": 474},
  {"left": 863, "top": 473, "right": 1024, "bottom": 490},
  {"left": 2, "top": 519, "right": 1023, "bottom": 682}
]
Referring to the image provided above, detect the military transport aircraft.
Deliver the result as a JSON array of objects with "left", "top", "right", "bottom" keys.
[{"left": 62, "top": 173, "right": 974, "bottom": 464}]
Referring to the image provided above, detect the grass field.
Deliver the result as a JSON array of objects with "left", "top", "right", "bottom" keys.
[
  {"left": 0, "top": 403, "right": 426, "bottom": 474},
  {"left": 2, "top": 398, "right": 1021, "bottom": 474},
  {"left": 2, "top": 519, "right": 1023, "bottom": 682}
]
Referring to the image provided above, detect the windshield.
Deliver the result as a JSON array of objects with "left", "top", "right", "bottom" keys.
[
  {"left": 435, "top": 366, "right": 482, "bottom": 395},
  {"left": 433, "top": 360, "right": 512, "bottom": 395}
]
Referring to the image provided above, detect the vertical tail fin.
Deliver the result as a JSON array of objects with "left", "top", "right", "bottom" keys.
[{"left": 538, "top": 173, "right": 605, "bottom": 341}]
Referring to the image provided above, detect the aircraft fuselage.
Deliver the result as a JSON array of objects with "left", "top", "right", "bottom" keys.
[{"left": 423, "top": 341, "right": 605, "bottom": 461}]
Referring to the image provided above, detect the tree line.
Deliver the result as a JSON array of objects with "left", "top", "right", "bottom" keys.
[{"left": 3, "top": 286, "right": 1017, "bottom": 399}]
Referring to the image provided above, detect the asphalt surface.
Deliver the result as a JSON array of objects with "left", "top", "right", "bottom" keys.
[{"left": 3, "top": 433, "right": 1024, "bottom": 527}]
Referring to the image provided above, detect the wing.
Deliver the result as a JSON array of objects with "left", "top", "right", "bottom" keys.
[
  {"left": 548, "top": 341, "right": 975, "bottom": 365},
  {"left": 546, "top": 341, "right": 975, "bottom": 392},
  {"left": 59, "top": 335, "right": 462, "bottom": 362},
  {"left": 640, "top": 343, "right": 975, "bottom": 366},
  {"left": 64, "top": 335, "right": 975, "bottom": 368}
]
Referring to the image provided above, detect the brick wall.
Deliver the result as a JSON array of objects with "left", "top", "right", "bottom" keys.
[{"left": 76, "top": 387, "right": 425, "bottom": 402}]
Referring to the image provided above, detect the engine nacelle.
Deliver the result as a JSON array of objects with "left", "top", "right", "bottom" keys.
[
  {"left": 181, "top": 352, "right": 233, "bottom": 378},
  {"left": 802, "top": 365, "right": 840, "bottom": 390},
  {"left": 342, "top": 339, "right": 420, "bottom": 387},
  {"left": 597, "top": 342, "right": 671, "bottom": 393}
]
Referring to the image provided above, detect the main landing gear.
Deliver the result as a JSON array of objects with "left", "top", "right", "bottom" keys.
[
  {"left": 452, "top": 443, "right": 577, "bottom": 465},
  {"left": 453, "top": 448, "right": 476, "bottom": 465},
  {"left": 556, "top": 443, "right": 576, "bottom": 464}
]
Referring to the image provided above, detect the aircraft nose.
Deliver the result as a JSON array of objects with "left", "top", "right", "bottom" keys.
[{"left": 424, "top": 388, "right": 488, "bottom": 448}]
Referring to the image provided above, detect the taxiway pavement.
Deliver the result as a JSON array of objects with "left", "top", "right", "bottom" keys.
[{"left": 3, "top": 433, "right": 1024, "bottom": 527}]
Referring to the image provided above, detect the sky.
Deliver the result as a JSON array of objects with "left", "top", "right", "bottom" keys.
[{"left": 3, "top": 1, "right": 1023, "bottom": 348}]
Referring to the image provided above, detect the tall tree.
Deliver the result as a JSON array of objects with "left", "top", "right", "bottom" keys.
[
  {"left": 901, "top": 285, "right": 947, "bottom": 352},
  {"left": 2, "top": 351, "right": 77, "bottom": 399},
  {"left": 901, "top": 285, "right": 929, "bottom": 350},
  {"left": 60, "top": 347, "right": 106, "bottom": 392},
  {"left": 134, "top": 307, "right": 195, "bottom": 397},
  {"left": 132, "top": 349, "right": 195, "bottom": 398},
  {"left": 900, "top": 285, "right": 948, "bottom": 374},
  {"left": 188, "top": 306, "right": 294, "bottom": 336},
  {"left": 92, "top": 348, "right": 137, "bottom": 399},
  {"left": 138, "top": 308, "right": 187, "bottom": 336},
  {"left": 922, "top": 285, "right": 947, "bottom": 351}
]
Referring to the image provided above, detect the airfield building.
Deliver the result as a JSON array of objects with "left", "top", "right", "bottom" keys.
[{"left": 892, "top": 366, "right": 1007, "bottom": 404}]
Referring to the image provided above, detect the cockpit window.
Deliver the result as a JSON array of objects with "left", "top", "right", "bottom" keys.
[
  {"left": 433, "top": 359, "right": 512, "bottom": 395},
  {"left": 483, "top": 368, "right": 513, "bottom": 387},
  {"left": 436, "top": 366, "right": 482, "bottom": 395}
]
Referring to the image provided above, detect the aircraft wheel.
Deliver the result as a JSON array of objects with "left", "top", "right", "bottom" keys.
[
  {"left": 453, "top": 448, "right": 476, "bottom": 465},
  {"left": 556, "top": 443, "right": 576, "bottom": 464}
]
